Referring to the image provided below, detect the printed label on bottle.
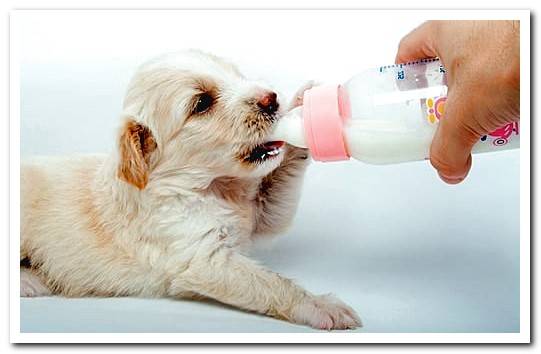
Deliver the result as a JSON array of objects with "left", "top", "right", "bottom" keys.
[
  {"left": 426, "top": 95, "right": 520, "bottom": 147},
  {"left": 480, "top": 122, "right": 520, "bottom": 146},
  {"left": 426, "top": 96, "right": 447, "bottom": 123}
]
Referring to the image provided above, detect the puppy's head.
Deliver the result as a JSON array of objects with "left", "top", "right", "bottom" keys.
[{"left": 117, "top": 50, "right": 287, "bottom": 190}]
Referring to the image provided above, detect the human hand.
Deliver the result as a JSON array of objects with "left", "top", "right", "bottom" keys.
[{"left": 395, "top": 21, "right": 520, "bottom": 184}]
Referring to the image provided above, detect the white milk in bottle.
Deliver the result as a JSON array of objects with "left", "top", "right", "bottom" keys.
[{"left": 271, "top": 59, "right": 519, "bottom": 163}]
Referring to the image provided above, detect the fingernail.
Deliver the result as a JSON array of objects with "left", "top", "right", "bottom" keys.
[{"left": 438, "top": 172, "right": 465, "bottom": 185}]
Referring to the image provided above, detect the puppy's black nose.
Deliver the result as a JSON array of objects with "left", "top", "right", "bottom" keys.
[{"left": 257, "top": 92, "right": 279, "bottom": 115}]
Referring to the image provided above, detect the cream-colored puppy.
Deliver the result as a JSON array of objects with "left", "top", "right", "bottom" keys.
[{"left": 20, "top": 50, "right": 361, "bottom": 330}]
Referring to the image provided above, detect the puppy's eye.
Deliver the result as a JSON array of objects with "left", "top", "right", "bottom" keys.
[{"left": 193, "top": 93, "right": 214, "bottom": 114}]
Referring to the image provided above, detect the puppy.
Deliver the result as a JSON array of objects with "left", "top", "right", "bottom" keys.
[{"left": 20, "top": 50, "right": 361, "bottom": 330}]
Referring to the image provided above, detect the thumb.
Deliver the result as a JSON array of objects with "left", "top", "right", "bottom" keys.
[
  {"left": 429, "top": 94, "right": 479, "bottom": 184},
  {"left": 395, "top": 21, "right": 438, "bottom": 64}
]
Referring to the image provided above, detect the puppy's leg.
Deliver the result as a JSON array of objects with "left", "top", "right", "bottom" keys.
[
  {"left": 20, "top": 268, "right": 51, "bottom": 297},
  {"left": 253, "top": 144, "right": 309, "bottom": 236},
  {"left": 168, "top": 233, "right": 361, "bottom": 330},
  {"left": 253, "top": 83, "right": 316, "bottom": 237}
]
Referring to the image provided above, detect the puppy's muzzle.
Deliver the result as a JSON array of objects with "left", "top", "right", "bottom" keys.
[{"left": 257, "top": 92, "right": 279, "bottom": 116}]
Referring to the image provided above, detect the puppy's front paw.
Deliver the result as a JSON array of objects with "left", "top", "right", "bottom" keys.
[
  {"left": 290, "top": 294, "right": 362, "bottom": 330},
  {"left": 288, "top": 80, "right": 317, "bottom": 110},
  {"left": 285, "top": 144, "right": 310, "bottom": 162}
]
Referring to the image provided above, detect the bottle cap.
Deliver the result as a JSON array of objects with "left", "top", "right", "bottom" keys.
[{"left": 302, "top": 84, "right": 351, "bottom": 161}]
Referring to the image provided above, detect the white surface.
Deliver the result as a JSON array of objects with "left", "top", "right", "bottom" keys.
[{"left": 16, "top": 10, "right": 519, "bottom": 333}]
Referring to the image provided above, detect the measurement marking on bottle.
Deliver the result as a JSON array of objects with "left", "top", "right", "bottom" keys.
[{"left": 378, "top": 58, "right": 443, "bottom": 74}]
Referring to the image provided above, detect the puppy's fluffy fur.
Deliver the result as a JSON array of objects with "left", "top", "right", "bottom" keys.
[{"left": 20, "top": 50, "right": 361, "bottom": 330}]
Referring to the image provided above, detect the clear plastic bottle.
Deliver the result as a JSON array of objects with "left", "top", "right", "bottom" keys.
[{"left": 272, "top": 59, "right": 519, "bottom": 164}]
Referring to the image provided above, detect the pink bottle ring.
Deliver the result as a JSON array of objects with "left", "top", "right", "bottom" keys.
[{"left": 303, "top": 84, "right": 351, "bottom": 161}]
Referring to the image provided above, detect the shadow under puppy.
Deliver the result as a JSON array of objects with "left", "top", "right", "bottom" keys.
[{"left": 20, "top": 50, "right": 361, "bottom": 330}]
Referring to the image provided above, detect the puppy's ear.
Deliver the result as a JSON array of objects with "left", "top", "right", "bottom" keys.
[{"left": 117, "top": 118, "right": 157, "bottom": 190}]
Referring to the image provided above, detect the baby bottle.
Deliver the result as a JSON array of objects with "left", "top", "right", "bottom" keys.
[{"left": 272, "top": 58, "right": 520, "bottom": 164}]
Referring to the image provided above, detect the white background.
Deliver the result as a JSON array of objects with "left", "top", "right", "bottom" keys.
[
  {"left": 8, "top": 6, "right": 530, "bottom": 346},
  {"left": 18, "top": 10, "right": 426, "bottom": 157}
]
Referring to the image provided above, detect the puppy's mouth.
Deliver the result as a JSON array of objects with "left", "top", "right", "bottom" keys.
[{"left": 244, "top": 141, "right": 285, "bottom": 164}]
